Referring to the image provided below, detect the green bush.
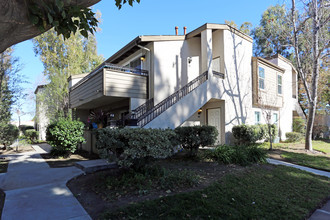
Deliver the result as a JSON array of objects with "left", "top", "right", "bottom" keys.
[
  {"left": 46, "top": 118, "right": 85, "bottom": 156},
  {"left": 293, "top": 117, "right": 305, "bottom": 134},
  {"left": 285, "top": 132, "right": 304, "bottom": 143},
  {"left": 206, "top": 144, "right": 266, "bottom": 166},
  {"left": 19, "top": 125, "right": 34, "bottom": 134},
  {"left": 0, "top": 123, "right": 19, "bottom": 148},
  {"left": 174, "top": 125, "right": 218, "bottom": 156},
  {"left": 232, "top": 124, "right": 278, "bottom": 145},
  {"left": 232, "top": 124, "right": 265, "bottom": 145},
  {"left": 96, "top": 127, "right": 178, "bottom": 168},
  {"left": 25, "top": 129, "right": 39, "bottom": 144}
]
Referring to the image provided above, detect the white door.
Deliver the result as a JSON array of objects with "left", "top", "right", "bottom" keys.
[{"left": 207, "top": 108, "right": 221, "bottom": 144}]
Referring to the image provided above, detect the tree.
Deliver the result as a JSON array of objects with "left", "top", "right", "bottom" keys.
[
  {"left": 225, "top": 20, "right": 253, "bottom": 35},
  {"left": 290, "top": 0, "right": 329, "bottom": 151},
  {"left": 252, "top": 5, "right": 293, "bottom": 58},
  {"left": 33, "top": 29, "right": 104, "bottom": 121},
  {"left": 0, "top": 0, "right": 141, "bottom": 53}
]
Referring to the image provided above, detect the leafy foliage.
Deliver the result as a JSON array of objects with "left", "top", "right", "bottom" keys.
[
  {"left": 232, "top": 124, "right": 264, "bottom": 145},
  {"left": 33, "top": 29, "right": 104, "bottom": 120},
  {"left": 115, "top": 0, "right": 141, "bottom": 9},
  {"left": 0, "top": 124, "right": 19, "bottom": 147},
  {"left": 285, "top": 132, "right": 304, "bottom": 143},
  {"left": 252, "top": 4, "right": 292, "bottom": 58},
  {"left": 24, "top": 129, "right": 39, "bottom": 144},
  {"left": 46, "top": 117, "right": 85, "bottom": 155},
  {"left": 174, "top": 126, "right": 218, "bottom": 156},
  {"left": 96, "top": 128, "right": 178, "bottom": 168},
  {"left": 293, "top": 117, "right": 305, "bottom": 134},
  {"left": 28, "top": 0, "right": 98, "bottom": 39},
  {"left": 205, "top": 144, "right": 267, "bottom": 166}
]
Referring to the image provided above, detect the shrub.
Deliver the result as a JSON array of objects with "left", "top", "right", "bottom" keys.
[
  {"left": 96, "top": 128, "right": 178, "bottom": 169},
  {"left": 25, "top": 129, "right": 39, "bottom": 144},
  {"left": 46, "top": 118, "right": 85, "bottom": 156},
  {"left": 19, "top": 125, "right": 34, "bottom": 134},
  {"left": 205, "top": 144, "right": 266, "bottom": 166},
  {"left": 293, "top": 117, "right": 305, "bottom": 134},
  {"left": 0, "top": 123, "right": 19, "bottom": 148},
  {"left": 263, "top": 124, "right": 278, "bottom": 142},
  {"left": 232, "top": 124, "right": 265, "bottom": 145},
  {"left": 174, "top": 125, "right": 218, "bottom": 156},
  {"left": 285, "top": 132, "right": 304, "bottom": 143}
]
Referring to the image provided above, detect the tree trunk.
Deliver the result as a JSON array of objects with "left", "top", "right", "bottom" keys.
[
  {"left": 305, "top": 0, "right": 320, "bottom": 151},
  {"left": 268, "top": 124, "right": 273, "bottom": 150}
]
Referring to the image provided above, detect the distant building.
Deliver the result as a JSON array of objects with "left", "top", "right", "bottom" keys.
[{"left": 34, "top": 85, "right": 49, "bottom": 141}]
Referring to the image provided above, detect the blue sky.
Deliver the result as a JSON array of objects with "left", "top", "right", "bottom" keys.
[{"left": 12, "top": 0, "right": 285, "bottom": 122}]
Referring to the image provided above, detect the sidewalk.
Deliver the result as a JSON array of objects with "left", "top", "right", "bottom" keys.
[
  {"left": 0, "top": 145, "right": 91, "bottom": 220},
  {"left": 267, "top": 158, "right": 330, "bottom": 220}
]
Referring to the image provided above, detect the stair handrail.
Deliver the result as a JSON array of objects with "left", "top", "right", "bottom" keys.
[{"left": 131, "top": 71, "right": 208, "bottom": 127}]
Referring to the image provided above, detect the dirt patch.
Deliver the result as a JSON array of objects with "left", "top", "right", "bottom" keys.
[
  {"left": 0, "top": 145, "right": 35, "bottom": 155},
  {"left": 67, "top": 160, "right": 247, "bottom": 219},
  {"left": 40, "top": 151, "right": 100, "bottom": 168}
]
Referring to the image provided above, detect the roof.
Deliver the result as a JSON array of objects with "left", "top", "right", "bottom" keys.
[
  {"left": 253, "top": 57, "right": 286, "bottom": 73},
  {"left": 266, "top": 54, "right": 298, "bottom": 74},
  {"left": 105, "top": 23, "right": 253, "bottom": 64},
  {"left": 34, "top": 84, "right": 46, "bottom": 94}
]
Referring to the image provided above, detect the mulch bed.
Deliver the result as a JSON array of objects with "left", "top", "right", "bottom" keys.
[{"left": 40, "top": 150, "right": 100, "bottom": 168}]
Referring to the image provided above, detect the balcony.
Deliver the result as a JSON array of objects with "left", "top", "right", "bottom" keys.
[{"left": 69, "top": 63, "right": 148, "bottom": 109}]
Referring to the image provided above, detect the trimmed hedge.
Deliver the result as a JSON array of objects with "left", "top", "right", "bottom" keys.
[
  {"left": 285, "top": 132, "right": 304, "bottom": 143},
  {"left": 46, "top": 118, "right": 85, "bottom": 156},
  {"left": 96, "top": 128, "right": 178, "bottom": 169},
  {"left": 175, "top": 125, "right": 218, "bottom": 156},
  {"left": 232, "top": 124, "right": 278, "bottom": 145}
]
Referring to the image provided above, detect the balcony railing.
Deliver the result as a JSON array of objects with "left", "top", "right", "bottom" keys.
[{"left": 70, "top": 63, "right": 148, "bottom": 91}]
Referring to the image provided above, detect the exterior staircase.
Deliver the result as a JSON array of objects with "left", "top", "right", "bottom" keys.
[{"left": 126, "top": 71, "right": 210, "bottom": 128}]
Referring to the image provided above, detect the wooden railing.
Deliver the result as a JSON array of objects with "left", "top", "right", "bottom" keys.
[
  {"left": 128, "top": 71, "right": 208, "bottom": 127},
  {"left": 70, "top": 63, "right": 148, "bottom": 91}
]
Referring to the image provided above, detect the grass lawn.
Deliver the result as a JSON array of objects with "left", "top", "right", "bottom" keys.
[
  {"left": 280, "top": 151, "right": 330, "bottom": 171},
  {"left": 101, "top": 165, "right": 330, "bottom": 220},
  {"left": 261, "top": 140, "right": 330, "bottom": 171}
]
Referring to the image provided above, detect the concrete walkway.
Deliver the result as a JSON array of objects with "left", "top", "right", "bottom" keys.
[
  {"left": 0, "top": 145, "right": 91, "bottom": 220},
  {"left": 267, "top": 158, "right": 330, "bottom": 220}
]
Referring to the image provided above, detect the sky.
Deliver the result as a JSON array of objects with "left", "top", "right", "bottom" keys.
[{"left": 12, "top": 0, "right": 286, "bottom": 122}]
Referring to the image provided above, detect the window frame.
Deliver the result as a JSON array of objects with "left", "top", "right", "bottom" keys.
[
  {"left": 258, "top": 66, "right": 265, "bottom": 90},
  {"left": 255, "top": 111, "right": 261, "bottom": 125},
  {"left": 277, "top": 74, "right": 282, "bottom": 95}
]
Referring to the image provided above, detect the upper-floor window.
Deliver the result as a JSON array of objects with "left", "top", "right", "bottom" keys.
[
  {"left": 255, "top": 111, "right": 261, "bottom": 124},
  {"left": 258, "top": 67, "right": 265, "bottom": 89},
  {"left": 130, "top": 58, "right": 142, "bottom": 69},
  {"left": 277, "top": 74, "right": 282, "bottom": 94}
]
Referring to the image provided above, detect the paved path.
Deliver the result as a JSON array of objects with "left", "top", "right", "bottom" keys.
[
  {"left": 0, "top": 145, "right": 91, "bottom": 220},
  {"left": 267, "top": 158, "right": 330, "bottom": 220}
]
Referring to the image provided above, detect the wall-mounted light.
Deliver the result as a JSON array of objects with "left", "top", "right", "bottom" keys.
[
  {"left": 140, "top": 55, "right": 146, "bottom": 61},
  {"left": 188, "top": 57, "right": 192, "bottom": 64},
  {"left": 198, "top": 109, "right": 202, "bottom": 115}
]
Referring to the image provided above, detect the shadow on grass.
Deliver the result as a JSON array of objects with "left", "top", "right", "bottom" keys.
[{"left": 100, "top": 165, "right": 330, "bottom": 220}]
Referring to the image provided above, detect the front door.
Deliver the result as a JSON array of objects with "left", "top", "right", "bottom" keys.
[{"left": 207, "top": 108, "right": 221, "bottom": 144}]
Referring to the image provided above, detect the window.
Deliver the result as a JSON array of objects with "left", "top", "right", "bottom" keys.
[
  {"left": 130, "top": 58, "right": 142, "bottom": 69},
  {"left": 255, "top": 111, "right": 261, "bottom": 125},
  {"left": 258, "top": 67, "right": 265, "bottom": 89},
  {"left": 273, "top": 113, "right": 278, "bottom": 125},
  {"left": 277, "top": 74, "right": 282, "bottom": 94}
]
